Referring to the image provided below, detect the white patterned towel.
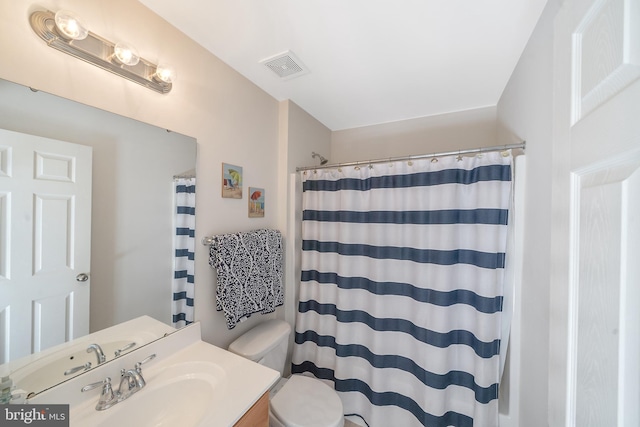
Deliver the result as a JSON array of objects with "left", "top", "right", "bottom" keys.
[{"left": 209, "top": 229, "right": 284, "bottom": 329}]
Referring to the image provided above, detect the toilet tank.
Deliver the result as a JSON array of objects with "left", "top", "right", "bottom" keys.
[{"left": 228, "top": 319, "right": 292, "bottom": 376}]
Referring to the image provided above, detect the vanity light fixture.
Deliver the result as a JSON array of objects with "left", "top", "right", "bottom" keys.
[
  {"left": 53, "top": 10, "right": 88, "bottom": 41},
  {"left": 29, "top": 9, "right": 174, "bottom": 94},
  {"left": 113, "top": 42, "right": 140, "bottom": 67},
  {"left": 154, "top": 64, "right": 177, "bottom": 84}
]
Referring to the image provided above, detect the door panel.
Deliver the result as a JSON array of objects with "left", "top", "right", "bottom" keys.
[
  {"left": 34, "top": 194, "right": 75, "bottom": 274},
  {"left": 572, "top": 158, "right": 640, "bottom": 426},
  {"left": 32, "top": 292, "right": 74, "bottom": 353},
  {"left": 571, "top": 0, "right": 640, "bottom": 125}
]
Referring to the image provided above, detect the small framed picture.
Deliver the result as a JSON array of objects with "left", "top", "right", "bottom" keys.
[
  {"left": 248, "top": 187, "right": 265, "bottom": 217},
  {"left": 222, "top": 163, "right": 242, "bottom": 199}
]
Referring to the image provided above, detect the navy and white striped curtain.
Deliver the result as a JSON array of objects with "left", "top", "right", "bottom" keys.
[
  {"left": 292, "top": 151, "right": 513, "bottom": 427},
  {"left": 172, "top": 177, "right": 196, "bottom": 328}
]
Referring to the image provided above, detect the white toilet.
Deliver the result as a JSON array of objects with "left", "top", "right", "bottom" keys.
[{"left": 228, "top": 319, "right": 344, "bottom": 427}]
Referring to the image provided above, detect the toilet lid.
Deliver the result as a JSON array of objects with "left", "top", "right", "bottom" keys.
[{"left": 271, "top": 375, "right": 343, "bottom": 427}]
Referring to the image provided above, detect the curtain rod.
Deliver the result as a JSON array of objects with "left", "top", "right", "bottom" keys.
[{"left": 295, "top": 141, "right": 526, "bottom": 172}]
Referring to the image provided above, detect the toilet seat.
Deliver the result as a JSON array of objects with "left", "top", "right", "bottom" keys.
[{"left": 270, "top": 375, "right": 344, "bottom": 427}]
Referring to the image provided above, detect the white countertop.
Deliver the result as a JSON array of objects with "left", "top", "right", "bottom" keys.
[{"left": 31, "top": 322, "right": 279, "bottom": 427}]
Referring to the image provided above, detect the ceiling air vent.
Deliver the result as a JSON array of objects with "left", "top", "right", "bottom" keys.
[{"left": 260, "top": 51, "right": 309, "bottom": 80}]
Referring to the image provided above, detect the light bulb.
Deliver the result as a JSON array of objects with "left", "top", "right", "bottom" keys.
[
  {"left": 154, "top": 64, "right": 176, "bottom": 84},
  {"left": 113, "top": 42, "right": 140, "bottom": 66},
  {"left": 54, "top": 10, "right": 88, "bottom": 40}
]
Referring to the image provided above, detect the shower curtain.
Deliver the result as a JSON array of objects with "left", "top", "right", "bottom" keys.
[
  {"left": 292, "top": 151, "right": 513, "bottom": 427},
  {"left": 172, "top": 177, "right": 196, "bottom": 328}
]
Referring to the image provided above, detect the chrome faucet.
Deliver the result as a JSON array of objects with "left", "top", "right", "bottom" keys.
[
  {"left": 118, "top": 368, "right": 146, "bottom": 398},
  {"left": 117, "top": 353, "right": 156, "bottom": 398},
  {"left": 86, "top": 343, "right": 106, "bottom": 364},
  {"left": 81, "top": 353, "right": 156, "bottom": 411}
]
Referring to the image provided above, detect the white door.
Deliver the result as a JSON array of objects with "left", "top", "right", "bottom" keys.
[
  {"left": 0, "top": 129, "right": 92, "bottom": 363},
  {"left": 554, "top": 0, "right": 640, "bottom": 425}
]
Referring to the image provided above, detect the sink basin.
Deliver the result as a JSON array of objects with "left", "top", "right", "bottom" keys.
[{"left": 71, "top": 361, "right": 226, "bottom": 427}]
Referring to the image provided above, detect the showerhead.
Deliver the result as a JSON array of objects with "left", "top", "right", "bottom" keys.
[{"left": 311, "top": 152, "right": 328, "bottom": 165}]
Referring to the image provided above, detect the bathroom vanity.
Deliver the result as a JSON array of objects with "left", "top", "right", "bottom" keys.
[
  {"left": 234, "top": 392, "right": 269, "bottom": 427},
  {"left": 28, "top": 321, "right": 279, "bottom": 426}
]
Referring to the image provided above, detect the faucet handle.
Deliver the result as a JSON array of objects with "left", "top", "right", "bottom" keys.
[
  {"left": 134, "top": 353, "right": 156, "bottom": 373},
  {"left": 81, "top": 377, "right": 117, "bottom": 411},
  {"left": 114, "top": 342, "right": 136, "bottom": 357},
  {"left": 81, "top": 377, "right": 111, "bottom": 393},
  {"left": 64, "top": 361, "right": 92, "bottom": 376}
]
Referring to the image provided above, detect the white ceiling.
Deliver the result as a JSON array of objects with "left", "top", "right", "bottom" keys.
[{"left": 139, "top": 0, "right": 547, "bottom": 131}]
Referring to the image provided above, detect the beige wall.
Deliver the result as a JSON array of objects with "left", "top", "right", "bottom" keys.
[
  {"left": 331, "top": 106, "right": 498, "bottom": 163},
  {"left": 277, "top": 100, "right": 332, "bottom": 374},
  {"left": 0, "top": 0, "right": 282, "bottom": 349},
  {"left": 497, "top": 0, "right": 559, "bottom": 426}
]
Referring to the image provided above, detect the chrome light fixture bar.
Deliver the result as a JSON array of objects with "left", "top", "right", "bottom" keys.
[{"left": 30, "top": 10, "right": 174, "bottom": 94}]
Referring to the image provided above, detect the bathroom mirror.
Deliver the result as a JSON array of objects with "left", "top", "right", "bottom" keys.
[{"left": 0, "top": 78, "right": 197, "bottom": 395}]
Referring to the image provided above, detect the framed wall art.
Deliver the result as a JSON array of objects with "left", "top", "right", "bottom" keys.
[
  {"left": 248, "top": 187, "right": 264, "bottom": 217},
  {"left": 222, "top": 163, "right": 243, "bottom": 199}
]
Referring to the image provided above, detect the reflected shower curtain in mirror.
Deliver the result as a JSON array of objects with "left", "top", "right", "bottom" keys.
[
  {"left": 172, "top": 177, "right": 196, "bottom": 328},
  {"left": 292, "top": 151, "right": 513, "bottom": 427}
]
